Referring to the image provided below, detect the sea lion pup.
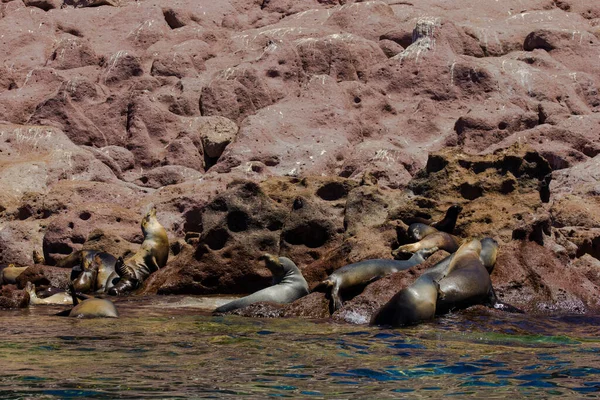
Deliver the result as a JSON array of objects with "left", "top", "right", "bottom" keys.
[
  {"left": 72, "top": 253, "right": 119, "bottom": 293},
  {"left": 313, "top": 248, "right": 438, "bottom": 312},
  {"left": 26, "top": 282, "right": 73, "bottom": 305},
  {"left": 1, "top": 264, "right": 28, "bottom": 285},
  {"left": 56, "top": 285, "right": 118, "bottom": 318},
  {"left": 214, "top": 254, "right": 309, "bottom": 314},
  {"left": 108, "top": 208, "right": 169, "bottom": 296},
  {"left": 370, "top": 274, "right": 439, "bottom": 327},
  {"left": 407, "top": 223, "right": 439, "bottom": 241},
  {"left": 392, "top": 231, "right": 460, "bottom": 258}
]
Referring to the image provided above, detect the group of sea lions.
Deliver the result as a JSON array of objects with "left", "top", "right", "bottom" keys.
[
  {"left": 213, "top": 204, "right": 522, "bottom": 327},
  {"left": 15, "top": 207, "right": 169, "bottom": 318},
  {"left": 13, "top": 203, "right": 521, "bottom": 325}
]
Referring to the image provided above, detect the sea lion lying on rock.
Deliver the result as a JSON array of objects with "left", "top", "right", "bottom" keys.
[
  {"left": 393, "top": 230, "right": 460, "bottom": 257},
  {"left": 372, "top": 238, "right": 520, "bottom": 327},
  {"left": 1, "top": 264, "right": 28, "bottom": 285},
  {"left": 26, "top": 281, "right": 73, "bottom": 305},
  {"left": 72, "top": 253, "right": 119, "bottom": 293},
  {"left": 405, "top": 205, "right": 463, "bottom": 234},
  {"left": 313, "top": 248, "right": 438, "bottom": 312},
  {"left": 214, "top": 254, "right": 309, "bottom": 314},
  {"left": 108, "top": 208, "right": 169, "bottom": 296}
]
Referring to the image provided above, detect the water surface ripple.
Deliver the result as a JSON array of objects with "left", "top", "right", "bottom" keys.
[{"left": 1, "top": 297, "right": 598, "bottom": 398}]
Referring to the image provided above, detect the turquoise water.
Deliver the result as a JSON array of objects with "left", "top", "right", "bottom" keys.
[{"left": 0, "top": 297, "right": 599, "bottom": 398}]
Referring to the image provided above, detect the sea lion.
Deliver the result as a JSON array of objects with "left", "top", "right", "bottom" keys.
[
  {"left": 370, "top": 274, "right": 439, "bottom": 327},
  {"left": 214, "top": 254, "right": 309, "bottom": 313},
  {"left": 0, "top": 264, "right": 28, "bottom": 285},
  {"left": 393, "top": 231, "right": 460, "bottom": 258},
  {"left": 55, "top": 284, "right": 118, "bottom": 318},
  {"left": 435, "top": 238, "right": 522, "bottom": 314},
  {"left": 26, "top": 282, "right": 73, "bottom": 305},
  {"left": 405, "top": 205, "right": 463, "bottom": 234},
  {"left": 108, "top": 208, "right": 169, "bottom": 296},
  {"left": 72, "top": 253, "right": 119, "bottom": 293},
  {"left": 407, "top": 223, "right": 439, "bottom": 241},
  {"left": 313, "top": 248, "right": 438, "bottom": 312}
]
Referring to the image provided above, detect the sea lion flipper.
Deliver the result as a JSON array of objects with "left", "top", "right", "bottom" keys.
[
  {"left": 331, "top": 284, "right": 343, "bottom": 312},
  {"left": 486, "top": 286, "right": 524, "bottom": 314},
  {"left": 67, "top": 284, "right": 79, "bottom": 306}
]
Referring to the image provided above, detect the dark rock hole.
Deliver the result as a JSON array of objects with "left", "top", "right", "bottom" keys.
[
  {"left": 283, "top": 222, "right": 330, "bottom": 248},
  {"left": 316, "top": 182, "right": 348, "bottom": 201},
  {"left": 163, "top": 9, "right": 186, "bottom": 29},
  {"left": 227, "top": 210, "right": 249, "bottom": 232},
  {"left": 203, "top": 228, "right": 229, "bottom": 250},
  {"left": 460, "top": 183, "right": 483, "bottom": 200},
  {"left": 79, "top": 212, "right": 91, "bottom": 220}
]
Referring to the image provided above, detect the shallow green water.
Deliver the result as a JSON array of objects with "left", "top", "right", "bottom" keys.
[{"left": 1, "top": 296, "right": 599, "bottom": 399}]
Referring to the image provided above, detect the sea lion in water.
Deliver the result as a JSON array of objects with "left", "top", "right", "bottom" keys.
[
  {"left": 108, "top": 208, "right": 169, "bottom": 296},
  {"left": 370, "top": 274, "right": 439, "bottom": 327},
  {"left": 55, "top": 284, "right": 118, "bottom": 318},
  {"left": 72, "top": 253, "right": 119, "bottom": 293},
  {"left": 214, "top": 254, "right": 309, "bottom": 314},
  {"left": 313, "top": 248, "right": 438, "bottom": 312},
  {"left": 393, "top": 231, "right": 460, "bottom": 258},
  {"left": 1, "top": 264, "right": 28, "bottom": 285},
  {"left": 26, "top": 282, "right": 73, "bottom": 305}
]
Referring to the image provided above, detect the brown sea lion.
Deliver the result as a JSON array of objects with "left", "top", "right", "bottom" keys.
[
  {"left": 313, "top": 248, "right": 438, "bottom": 312},
  {"left": 393, "top": 231, "right": 460, "bottom": 258},
  {"left": 56, "top": 284, "right": 118, "bottom": 318},
  {"left": 370, "top": 274, "right": 439, "bottom": 327},
  {"left": 72, "top": 253, "right": 119, "bottom": 293},
  {"left": 214, "top": 254, "right": 309, "bottom": 314},
  {"left": 0, "top": 264, "right": 28, "bottom": 285},
  {"left": 26, "top": 282, "right": 73, "bottom": 305},
  {"left": 407, "top": 223, "right": 439, "bottom": 241},
  {"left": 405, "top": 205, "right": 463, "bottom": 234},
  {"left": 108, "top": 208, "right": 169, "bottom": 296}
]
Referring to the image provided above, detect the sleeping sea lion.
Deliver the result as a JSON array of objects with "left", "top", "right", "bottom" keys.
[
  {"left": 108, "top": 208, "right": 169, "bottom": 296},
  {"left": 72, "top": 253, "right": 119, "bottom": 293},
  {"left": 26, "top": 281, "right": 73, "bottom": 305},
  {"left": 370, "top": 274, "right": 439, "bottom": 327},
  {"left": 393, "top": 231, "right": 460, "bottom": 258},
  {"left": 214, "top": 254, "right": 309, "bottom": 313},
  {"left": 407, "top": 223, "right": 439, "bottom": 241},
  {"left": 313, "top": 248, "right": 438, "bottom": 312}
]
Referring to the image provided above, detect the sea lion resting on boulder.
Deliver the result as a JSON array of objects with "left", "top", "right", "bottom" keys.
[
  {"left": 313, "top": 248, "right": 438, "bottom": 312},
  {"left": 372, "top": 238, "right": 520, "bottom": 327},
  {"left": 68, "top": 251, "right": 118, "bottom": 293},
  {"left": 405, "top": 205, "right": 463, "bottom": 234},
  {"left": 214, "top": 254, "right": 309, "bottom": 314},
  {"left": 26, "top": 281, "right": 73, "bottom": 305},
  {"left": 108, "top": 208, "right": 169, "bottom": 296},
  {"left": 392, "top": 230, "right": 460, "bottom": 258},
  {"left": 1, "top": 264, "right": 28, "bottom": 285}
]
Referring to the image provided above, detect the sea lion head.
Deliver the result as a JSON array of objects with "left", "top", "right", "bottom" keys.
[
  {"left": 260, "top": 253, "right": 284, "bottom": 277},
  {"left": 479, "top": 237, "right": 499, "bottom": 273},
  {"left": 72, "top": 255, "right": 100, "bottom": 293},
  {"left": 408, "top": 223, "right": 438, "bottom": 241},
  {"left": 447, "top": 204, "right": 463, "bottom": 217},
  {"left": 141, "top": 207, "right": 158, "bottom": 235}
]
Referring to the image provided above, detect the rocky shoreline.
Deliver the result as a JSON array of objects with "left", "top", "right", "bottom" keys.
[{"left": 0, "top": 0, "right": 599, "bottom": 318}]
